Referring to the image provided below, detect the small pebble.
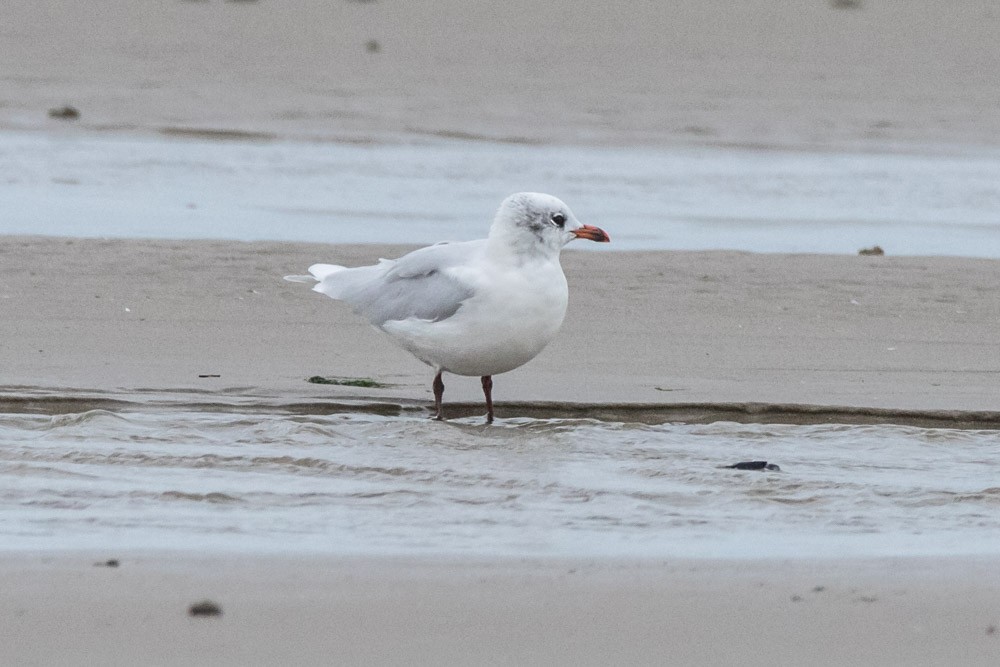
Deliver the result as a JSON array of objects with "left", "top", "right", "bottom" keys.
[
  {"left": 858, "top": 245, "right": 884, "bottom": 256},
  {"left": 48, "top": 105, "right": 80, "bottom": 120},
  {"left": 189, "top": 600, "right": 223, "bottom": 617}
]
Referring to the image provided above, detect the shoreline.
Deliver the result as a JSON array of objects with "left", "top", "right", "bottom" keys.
[
  {"left": 4, "top": 392, "right": 1000, "bottom": 430},
  {"left": 3, "top": 236, "right": 998, "bottom": 417},
  {"left": 13, "top": 115, "right": 1000, "bottom": 157},
  {"left": 5, "top": 132, "right": 1000, "bottom": 257}
]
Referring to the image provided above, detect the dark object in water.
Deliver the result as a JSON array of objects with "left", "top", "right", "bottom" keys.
[
  {"left": 366, "top": 39, "right": 381, "bottom": 53},
  {"left": 48, "top": 105, "right": 80, "bottom": 120},
  {"left": 95, "top": 559, "right": 120, "bottom": 568},
  {"left": 188, "top": 600, "right": 223, "bottom": 617},
  {"left": 723, "top": 461, "right": 781, "bottom": 471},
  {"left": 858, "top": 245, "right": 884, "bottom": 256},
  {"left": 198, "top": 374, "right": 221, "bottom": 378}
]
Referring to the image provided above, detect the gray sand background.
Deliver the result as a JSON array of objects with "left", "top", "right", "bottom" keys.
[
  {"left": 3, "top": 238, "right": 997, "bottom": 421},
  {"left": 3, "top": 2, "right": 1000, "bottom": 665},
  {"left": 4, "top": 0, "right": 1000, "bottom": 150}
]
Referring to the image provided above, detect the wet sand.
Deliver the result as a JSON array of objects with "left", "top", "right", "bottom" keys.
[
  {"left": 4, "top": 241, "right": 997, "bottom": 665},
  {"left": 5, "top": 1, "right": 1000, "bottom": 663},
  {"left": 4, "top": 0, "right": 1000, "bottom": 150},
  {"left": 1, "top": 236, "right": 997, "bottom": 423},
  {"left": 2, "top": 553, "right": 999, "bottom": 666}
]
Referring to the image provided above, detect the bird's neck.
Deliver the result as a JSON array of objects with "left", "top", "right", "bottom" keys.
[{"left": 486, "top": 227, "right": 561, "bottom": 267}]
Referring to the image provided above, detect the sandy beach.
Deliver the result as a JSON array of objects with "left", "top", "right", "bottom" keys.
[
  {"left": 4, "top": 1, "right": 1000, "bottom": 664},
  {"left": 1, "top": 553, "right": 998, "bottom": 666},
  {"left": 2, "top": 238, "right": 997, "bottom": 663},
  {"left": 4, "top": 0, "right": 1000, "bottom": 150},
  {"left": 2, "top": 236, "right": 997, "bottom": 422}
]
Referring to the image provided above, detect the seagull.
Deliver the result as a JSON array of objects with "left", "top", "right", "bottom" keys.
[{"left": 286, "top": 192, "right": 610, "bottom": 423}]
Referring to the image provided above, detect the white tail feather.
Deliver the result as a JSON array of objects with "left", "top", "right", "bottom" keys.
[
  {"left": 283, "top": 274, "right": 316, "bottom": 284},
  {"left": 308, "top": 263, "right": 347, "bottom": 281}
]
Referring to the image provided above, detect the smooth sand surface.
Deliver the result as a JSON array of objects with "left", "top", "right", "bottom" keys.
[
  {"left": 4, "top": 1, "right": 1000, "bottom": 150},
  {"left": 2, "top": 553, "right": 998, "bottom": 666},
  {"left": 1, "top": 237, "right": 997, "bottom": 422}
]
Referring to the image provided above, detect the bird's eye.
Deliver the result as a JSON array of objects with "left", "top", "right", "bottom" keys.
[{"left": 550, "top": 213, "right": 566, "bottom": 227}]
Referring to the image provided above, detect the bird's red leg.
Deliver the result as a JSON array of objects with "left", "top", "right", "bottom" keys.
[
  {"left": 432, "top": 371, "right": 445, "bottom": 420},
  {"left": 481, "top": 375, "right": 494, "bottom": 424}
]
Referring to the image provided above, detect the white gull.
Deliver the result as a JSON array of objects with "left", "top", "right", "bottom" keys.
[{"left": 285, "top": 192, "right": 610, "bottom": 422}]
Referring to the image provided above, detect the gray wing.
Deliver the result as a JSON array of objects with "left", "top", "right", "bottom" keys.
[{"left": 314, "top": 240, "right": 484, "bottom": 327}]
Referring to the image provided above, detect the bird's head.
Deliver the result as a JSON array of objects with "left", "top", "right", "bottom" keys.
[{"left": 489, "top": 192, "right": 610, "bottom": 259}]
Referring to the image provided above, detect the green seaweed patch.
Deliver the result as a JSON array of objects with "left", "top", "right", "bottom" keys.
[{"left": 307, "top": 375, "right": 390, "bottom": 388}]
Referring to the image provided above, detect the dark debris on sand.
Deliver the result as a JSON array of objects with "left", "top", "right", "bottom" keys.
[
  {"left": 307, "top": 375, "right": 389, "bottom": 388},
  {"left": 188, "top": 600, "right": 223, "bottom": 617},
  {"left": 858, "top": 245, "right": 885, "bottom": 256},
  {"left": 48, "top": 105, "right": 80, "bottom": 120}
]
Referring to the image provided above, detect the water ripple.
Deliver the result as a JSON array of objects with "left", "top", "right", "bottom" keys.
[{"left": 1, "top": 410, "right": 998, "bottom": 557}]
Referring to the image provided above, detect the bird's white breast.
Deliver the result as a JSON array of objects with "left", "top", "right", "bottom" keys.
[{"left": 380, "top": 257, "right": 569, "bottom": 377}]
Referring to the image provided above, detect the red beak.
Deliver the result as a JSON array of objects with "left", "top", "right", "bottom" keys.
[{"left": 572, "top": 224, "right": 611, "bottom": 243}]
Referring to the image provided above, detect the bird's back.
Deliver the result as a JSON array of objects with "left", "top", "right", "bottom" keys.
[{"left": 309, "top": 240, "right": 485, "bottom": 328}]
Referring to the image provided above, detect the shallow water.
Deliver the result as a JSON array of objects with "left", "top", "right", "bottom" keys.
[
  {"left": 2, "top": 409, "right": 998, "bottom": 558},
  {"left": 3, "top": 131, "right": 1000, "bottom": 256}
]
